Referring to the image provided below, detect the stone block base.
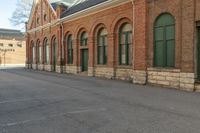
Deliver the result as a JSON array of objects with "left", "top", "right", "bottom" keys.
[
  {"left": 32, "top": 64, "right": 37, "bottom": 70},
  {"left": 147, "top": 68, "right": 195, "bottom": 91},
  {"left": 94, "top": 67, "right": 114, "bottom": 79},
  {"left": 132, "top": 70, "right": 147, "bottom": 85},
  {"left": 180, "top": 72, "right": 195, "bottom": 91},
  {"left": 56, "top": 65, "right": 63, "bottom": 73},
  {"left": 44, "top": 65, "right": 52, "bottom": 71},
  {"left": 37, "top": 64, "right": 44, "bottom": 70},
  {"left": 26, "top": 64, "right": 33, "bottom": 69},
  {"left": 88, "top": 67, "right": 94, "bottom": 76},
  {"left": 115, "top": 68, "right": 133, "bottom": 81},
  {"left": 65, "top": 65, "right": 78, "bottom": 74}
]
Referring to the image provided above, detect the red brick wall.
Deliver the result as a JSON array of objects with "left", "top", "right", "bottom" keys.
[{"left": 27, "top": 2, "right": 134, "bottom": 69}]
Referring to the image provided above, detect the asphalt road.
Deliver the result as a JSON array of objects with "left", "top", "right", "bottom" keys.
[{"left": 0, "top": 68, "right": 200, "bottom": 133}]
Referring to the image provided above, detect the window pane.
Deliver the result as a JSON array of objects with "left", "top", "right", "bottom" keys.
[
  {"left": 99, "top": 37, "right": 103, "bottom": 46},
  {"left": 32, "top": 47, "right": 35, "bottom": 63},
  {"left": 104, "top": 46, "right": 107, "bottom": 64},
  {"left": 121, "top": 33, "right": 126, "bottom": 44},
  {"left": 166, "top": 40, "right": 175, "bottom": 67},
  {"left": 39, "top": 46, "right": 42, "bottom": 63},
  {"left": 104, "top": 36, "right": 107, "bottom": 46},
  {"left": 98, "top": 46, "right": 103, "bottom": 64},
  {"left": 46, "top": 45, "right": 49, "bottom": 63},
  {"left": 155, "top": 41, "right": 165, "bottom": 67},
  {"left": 128, "top": 44, "right": 132, "bottom": 65},
  {"left": 128, "top": 33, "right": 132, "bottom": 44},
  {"left": 155, "top": 27, "right": 164, "bottom": 41},
  {"left": 166, "top": 25, "right": 175, "bottom": 40},
  {"left": 121, "top": 44, "right": 126, "bottom": 64}
]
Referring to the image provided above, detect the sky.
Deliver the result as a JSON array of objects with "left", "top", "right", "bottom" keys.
[{"left": 0, "top": 0, "right": 20, "bottom": 30}]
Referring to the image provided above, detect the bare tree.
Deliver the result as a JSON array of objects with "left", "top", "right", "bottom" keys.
[{"left": 9, "top": 0, "right": 33, "bottom": 28}]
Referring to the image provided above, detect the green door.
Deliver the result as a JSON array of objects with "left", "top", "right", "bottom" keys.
[
  {"left": 198, "top": 28, "right": 200, "bottom": 79},
  {"left": 82, "top": 49, "right": 88, "bottom": 72}
]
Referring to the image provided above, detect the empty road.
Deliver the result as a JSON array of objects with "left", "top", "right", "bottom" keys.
[{"left": 0, "top": 68, "right": 200, "bottom": 133}]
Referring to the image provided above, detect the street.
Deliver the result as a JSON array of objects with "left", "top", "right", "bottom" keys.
[{"left": 0, "top": 68, "right": 200, "bottom": 133}]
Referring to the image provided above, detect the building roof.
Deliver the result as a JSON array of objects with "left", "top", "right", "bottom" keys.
[
  {"left": 61, "top": 0, "right": 108, "bottom": 18},
  {"left": 0, "top": 29, "right": 24, "bottom": 40}
]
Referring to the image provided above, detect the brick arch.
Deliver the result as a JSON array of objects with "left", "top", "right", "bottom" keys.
[
  {"left": 90, "top": 19, "right": 108, "bottom": 36},
  {"left": 92, "top": 23, "right": 107, "bottom": 38},
  {"left": 76, "top": 27, "right": 88, "bottom": 41},
  {"left": 153, "top": 12, "right": 175, "bottom": 26},
  {"left": 112, "top": 17, "right": 133, "bottom": 34},
  {"left": 111, "top": 13, "right": 132, "bottom": 34}
]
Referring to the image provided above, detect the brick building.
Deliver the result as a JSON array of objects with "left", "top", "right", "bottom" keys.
[
  {"left": 0, "top": 28, "right": 25, "bottom": 67},
  {"left": 26, "top": 0, "right": 200, "bottom": 91}
]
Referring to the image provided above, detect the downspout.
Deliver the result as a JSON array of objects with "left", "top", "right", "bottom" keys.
[{"left": 61, "top": 22, "right": 64, "bottom": 72}]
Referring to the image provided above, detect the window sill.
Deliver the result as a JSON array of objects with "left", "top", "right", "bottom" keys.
[
  {"left": 117, "top": 65, "right": 132, "bottom": 69},
  {"left": 95, "top": 64, "right": 107, "bottom": 67},
  {"left": 147, "top": 67, "right": 180, "bottom": 72}
]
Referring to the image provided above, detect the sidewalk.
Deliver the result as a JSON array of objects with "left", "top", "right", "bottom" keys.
[{"left": 0, "top": 64, "right": 25, "bottom": 69}]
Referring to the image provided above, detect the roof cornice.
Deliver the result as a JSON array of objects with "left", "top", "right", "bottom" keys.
[{"left": 27, "top": 0, "right": 131, "bottom": 33}]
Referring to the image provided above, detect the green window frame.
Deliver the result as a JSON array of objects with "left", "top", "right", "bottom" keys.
[
  {"left": 36, "top": 41, "right": 40, "bottom": 64},
  {"left": 80, "top": 32, "right": 88, "bottom": 46},
  {"left": 44, "top": 39, "right": 49, "bottom": 64},
  {"left": 32, "top": 45, "right": 35, "bottom": 63},
  {"left": 119, "top": 23, "right": 132, "bottom": 65},
  {"left": 67, "top": 35, "right": 73, "bottom": 64},
  {"left": 39, "top": 45, "right": 42, "bottom": 64},
  {"left": 97, "top": 28, "right": 107, "bottom": 65},
  {"left": 154, "top": 13, "right": 175, "bottom": 68}
]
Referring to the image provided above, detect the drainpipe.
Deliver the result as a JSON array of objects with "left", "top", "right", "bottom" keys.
[{"left": 61, "top": 22, "right": 64, "bottom": 71}]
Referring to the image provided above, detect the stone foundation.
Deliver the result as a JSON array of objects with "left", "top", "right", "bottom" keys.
[
  {"left": 180, "top": 72, "right": 195, "bottom": 91},
  {"left": 44, "top": 65, "right": 52, "bottom": 71},
  {"left": 132, "top": 70, "right": 147, "bottom": 85},
  {"left": 147, "top": 68, "right": 195, "bottom": 91},
  {"left": 32, "top": 64, "right": 37, "bottom": 70},
  {"left": 88, "top": 67, "right": 94, "bottom": 76},
  {"left": 115, "top": 68, "right": 133, "bottom": 81},
  {"left": 56, "top": 65, "right": 63, "bottom": 73},
  {"left": 94, "top": 67, "right": 114, "bottom": 79},
  {"left": 65, "top": 65, "right": 78, "bottom": 74},
  {"left": 37, "top": 64, "right": 44, "bottom": 70}
]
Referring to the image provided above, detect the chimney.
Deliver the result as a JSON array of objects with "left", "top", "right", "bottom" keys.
[{"left": 56, "top": 2, "right": 68, "bottom": 18}]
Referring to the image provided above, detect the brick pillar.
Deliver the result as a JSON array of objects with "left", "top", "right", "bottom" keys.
[
  {"left": 88, "top": 36, "right": 95, "bottom": 76},
  {"left": 57, "top": 27, "right": 61, "bottom": 65},
  {"left": 134, "top": 0, "right": 147, "bottom": 70},
  {"left": 180, "top": 0, "right": 195, "bottom": 91},
  {"left": 132, "top": 0, "right": 147, "bottom": 84},
  {"left": 181, "top": 0, "right": 195, "bottom": 73},
  {"left": 108, "top": 33, "right": 114, "bottom": 68}
]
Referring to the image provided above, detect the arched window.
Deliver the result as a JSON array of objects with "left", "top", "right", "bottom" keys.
[
  {"left": 44, "top": 38, "right": 49, "bottom": 64},
  {"left": 80, "top": 32, "right": 88, "bottom": 46},
  {"left": 36, "top": 41, "right": 41, "bottom": 64},
  {"left": 32, "top": 44, "right": 35, "bottom": 63},
  {"left": 67, "top": 34, "right": 73, "bottom": 64},
  {"left": 154, "top": 13, "right": 175, "bottom": 67},
  {"left": 119, "top": 23, "right": 132, "bottom": 65},
  {"left": 98, "top": 28, "right": 107, "bottom": 65},
  {"left": 39, "top": 44, "right": 42, "bottom": 64}
]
